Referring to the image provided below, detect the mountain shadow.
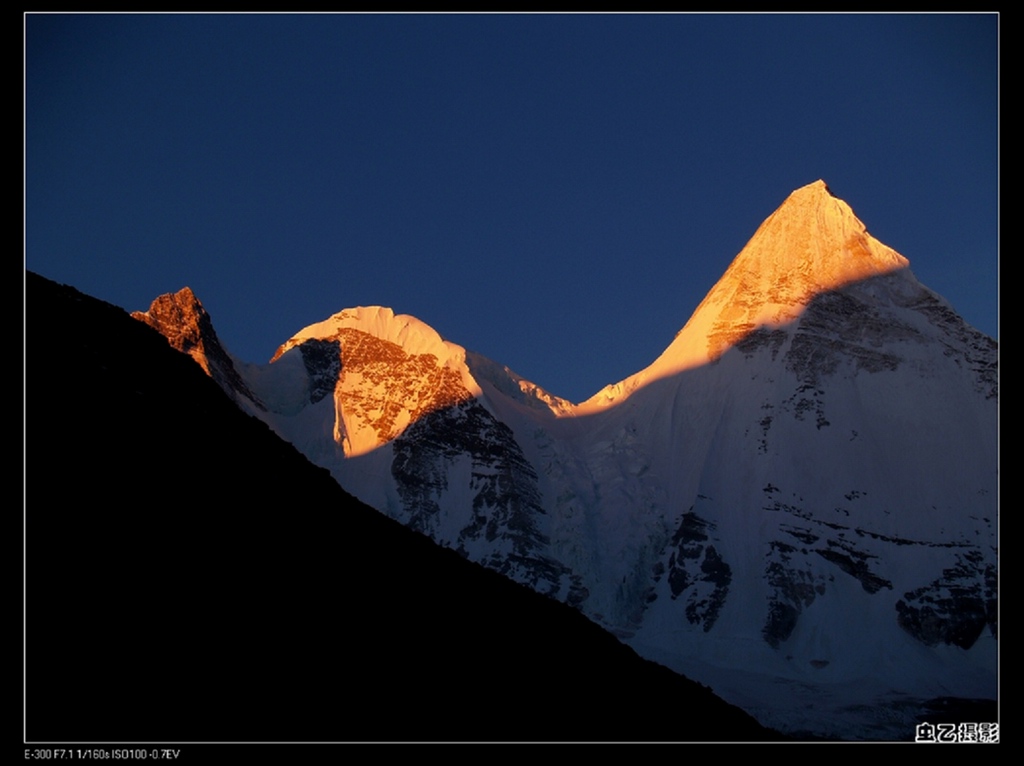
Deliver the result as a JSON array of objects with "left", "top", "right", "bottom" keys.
[{"left": 24, "top": 271, "right": 780, "bottom": 743}]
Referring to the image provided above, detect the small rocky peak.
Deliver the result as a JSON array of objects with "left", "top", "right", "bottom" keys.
[
  {"left": 132, "top": 287, "right": 216, "bottom": 361},
  {"left": 133, "top": 287, "right": 265, "bottom": 410}
]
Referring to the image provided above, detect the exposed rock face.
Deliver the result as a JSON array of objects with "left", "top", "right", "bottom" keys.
[
  {"left": 662, "top": 510, "right": 732, "bottom": 632},
  {"left": 295, "top": 339, "right": 341, "bottom": 404},
  {"left": 132, "top": 288, "right": 263, "bottom": 409},
  {"left": 762, "top": 539, "right": 827, "bottom": 648},
  {"left": 896, "top": 550, "right": 997, "bottom": 649},
  {"left": 392, "top": 399, "right": 587, "bottom": 606}
]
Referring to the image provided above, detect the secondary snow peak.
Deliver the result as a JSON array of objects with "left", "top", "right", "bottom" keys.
[{"left": 270, "top": 305, "right": 461, "bottom": 365}]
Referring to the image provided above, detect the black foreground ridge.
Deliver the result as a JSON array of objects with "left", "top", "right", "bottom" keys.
[{"left": 25, "top": 271, "right": 781, "bottom": 743}]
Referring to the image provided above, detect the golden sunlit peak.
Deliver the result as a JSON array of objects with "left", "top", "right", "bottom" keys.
[
  {"left": 725, "top": 180, "right": 910, "bottom": 294},
  {"left": 270, "top": 304, "right": 467, "bottom": 367},
  {"left": 685, "top": 181, "right": 912, "bottom": 349},
  {"left": 578, "top": 181, "right": 914, "bottom": 412}
]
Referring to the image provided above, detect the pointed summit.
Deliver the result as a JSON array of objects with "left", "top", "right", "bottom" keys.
[
  {"left": 132, "top": 287, "right": 213, "bottom": 368},
  {"left": 705, "top": 180, "right": 910, "bottom": 325},
  {"left": 581, "top": 181, "right": 916, "bottom": 408}
]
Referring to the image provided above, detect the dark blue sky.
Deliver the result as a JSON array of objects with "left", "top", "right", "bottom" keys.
[{"left": 26, "top": 13, "right": 998, "bottom": 404}]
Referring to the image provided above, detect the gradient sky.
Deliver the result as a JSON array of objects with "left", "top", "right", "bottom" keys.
[{"left": 25, "top": 13, "right": 998, "bottom": 404}]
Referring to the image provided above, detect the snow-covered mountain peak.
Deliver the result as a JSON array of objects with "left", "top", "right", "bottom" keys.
[
  {"left": 688, "top": 178, "right": 911, "bottom": 332},
  {"left": 743, "top": 179, "right": 909, "bottom": 283},
  {"left": 271, "top": 304, "right": 464, "bottom": 366},
  {"left": 255, "top": 305, "right": 482, "bottom": 458},
  {"left": 580, "top": 181, "right": 916, "bottom": 410}
]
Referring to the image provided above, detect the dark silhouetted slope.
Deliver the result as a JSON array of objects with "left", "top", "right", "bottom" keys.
[{"left": 25, "top": 271, "right": 777, "bottom": 743}]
